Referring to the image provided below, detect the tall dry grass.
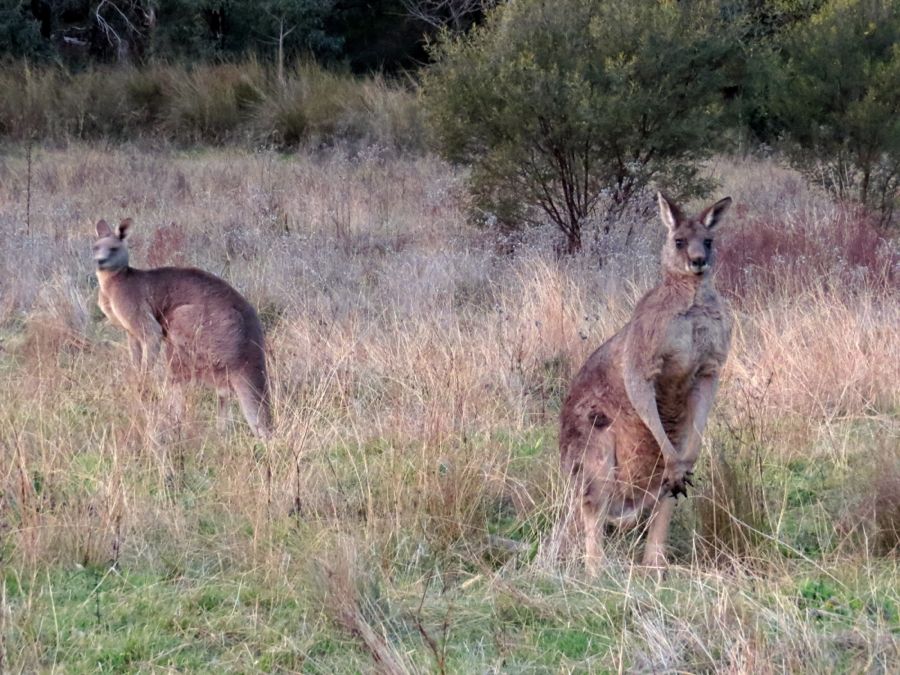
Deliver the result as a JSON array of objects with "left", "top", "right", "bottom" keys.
[
  {"left": 0, "top": 147, "right": 897, "bottom": 670},
  {"left": 0, "top": 60, "right": 426, "bottom": 150}
]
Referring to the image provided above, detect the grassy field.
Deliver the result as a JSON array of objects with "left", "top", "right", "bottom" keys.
[{"left": 0, "top": 144, "right": 898, "bottom": 673}]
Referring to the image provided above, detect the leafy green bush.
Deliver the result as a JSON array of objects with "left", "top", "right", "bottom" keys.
[
  {"left": 0, "top": 0, "right": 46, "bottom": 60},
  {"left": 769, "top": 0, "right": 900, "bottom": 226},
  {"left": 422, "top": 0, "right": 732, "bottom": 252}
]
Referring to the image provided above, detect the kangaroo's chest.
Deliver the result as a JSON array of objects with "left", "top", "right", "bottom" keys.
[
  {"left": 99, "top": 282, "right": 147, "bottom": 332},
  {"left": 661, "top": 304, "right": 729, "bottom": 379},
  {"left": 98, "top": 288, "right": 124, "bottom": 327}
]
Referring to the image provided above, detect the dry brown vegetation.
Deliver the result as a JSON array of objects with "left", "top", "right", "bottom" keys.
[
  {"left": 0, "top": 144, "right": 897, "bottom": 672},
  {"left": 0, "top": 61, "right": 425, "bottom": 151}
]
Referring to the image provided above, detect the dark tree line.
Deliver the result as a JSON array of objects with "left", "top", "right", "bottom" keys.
[{"left": 0, "top": 0, "right": 493, "bottom": 71}]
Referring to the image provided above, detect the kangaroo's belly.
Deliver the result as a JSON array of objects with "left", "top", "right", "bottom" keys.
[
  {"left": 605, "top": 422, "right": 667, "bottom": 525},
  {"left": 612, "top": 420, "right": 666, "bottom": 492},
  {"left": 164, "top": 342, "right": 233, "bottom": 387}
]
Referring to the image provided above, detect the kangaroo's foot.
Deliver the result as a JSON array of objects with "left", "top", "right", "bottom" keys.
[
  {"left": 581, "top": 497, "right": 605, "bottom": 577},
  {"left": 641, "top": 543, "right": 668, "bottom": 571},
  {"left": 640, "top": 495, "right": 676, "bottom": 577},
  {"left": 586, "top": 549, "right": 611, "bottom": 577}
]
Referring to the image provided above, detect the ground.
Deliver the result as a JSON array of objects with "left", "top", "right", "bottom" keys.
[{"left": 0, "top": 144, "right": 898, "bottom": 673}]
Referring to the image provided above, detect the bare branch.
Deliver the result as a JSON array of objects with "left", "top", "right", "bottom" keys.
[
  {"left": 94, "top": 0, "right": 123, "bottom": 49},
  {"left": 402, "top": 0, "right": 501, "bottom": 32},
  {"left": 94, "top": 0, "right": 153, "bottom": 60}
]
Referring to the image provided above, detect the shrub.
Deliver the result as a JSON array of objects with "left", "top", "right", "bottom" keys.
[
  {"left": 768, "top": 0, "right": 900, "bottom": 226},
  {"left": 0, "top": 1, "right": 47, "bottom": 60},
  {"left": 422, "top": 0, "right": 732, "bottom": 253},
  {"left": 845, "top": 439, "right": 900, "bottom": 556},
  {"left": 871, "top": 450, "right": 900, "bottom": 555}
]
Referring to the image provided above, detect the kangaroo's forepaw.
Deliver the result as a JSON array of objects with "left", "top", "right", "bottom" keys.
[
  {"left": 662, "top": 466, "right": 694, "bottom": 499},
  {"left": 670, "top": 482, "right": 688, "bottom": 499}
]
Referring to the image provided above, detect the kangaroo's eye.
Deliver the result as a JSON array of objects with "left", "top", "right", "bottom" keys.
[
  {"left": 675, "top": 239, "right": 686, "bottom": 249},
  {"left": 703, "top": 239, "right": 713, "bottom": 249}
]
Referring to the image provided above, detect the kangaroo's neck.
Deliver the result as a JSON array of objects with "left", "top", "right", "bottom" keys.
[
  {"left": 660, "top": 270, "right": 714, "bottom": 305},
  {"left": 96, "top": 267, "right": 132, "bottom": 291}
]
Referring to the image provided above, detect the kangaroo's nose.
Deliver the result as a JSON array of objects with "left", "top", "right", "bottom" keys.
[{"left": 689, "top": 256, "right": 707, "bottom": 272}]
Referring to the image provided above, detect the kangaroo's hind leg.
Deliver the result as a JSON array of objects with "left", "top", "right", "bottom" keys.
[
  {"left": 215, "top": 387, "right": 232, "bottom": 433},
  {"left": 569, "top": 427, "right": 617, "bottom": 575},
  {"left": 159, "top": 352, "right": 189, "bottom": 445},
  {"left": 642, "top": 495, "right": 676, "bottom": 570}
]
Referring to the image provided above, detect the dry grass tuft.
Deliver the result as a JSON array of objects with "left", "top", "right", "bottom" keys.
[
  {"left": 0, "top": 60, "right": 426, "bottom": 150},
  {"left": 18, "top": 275, "right": 92, "bottom": 364},
  {"left": 694, "top": 450, "right": 769, "bottom": 563},
  {"left": 320, "top": 543, "right": 412, "bottom": 674}
]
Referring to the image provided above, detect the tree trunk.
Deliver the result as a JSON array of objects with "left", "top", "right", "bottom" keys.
[
  {"left": 566, "top": 223, "right": 581, "bottom": 254},
  {"left": 277, "top": 18, "right": 286, "bottom": 88}
]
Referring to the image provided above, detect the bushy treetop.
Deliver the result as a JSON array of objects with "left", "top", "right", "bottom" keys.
[{"left": 423, "top": 0, "right": 733, "bottom": 252}]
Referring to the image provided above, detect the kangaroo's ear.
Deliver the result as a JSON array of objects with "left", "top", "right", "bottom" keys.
[
  {"left": 116, "top": 218, "right": 133, "bottom": 240},
  {"left": 96, "top": 219, "right": 112, "bottom": 238},
  {"left": 657, "top": 191, "right": 682, "bottom": 232},
  {"left": 701, "top": 197, "right": 732, "bottom": 229}
]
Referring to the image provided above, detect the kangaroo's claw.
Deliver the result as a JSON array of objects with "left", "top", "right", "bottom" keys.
[{"left": 663, "top": 464, "right": 694, "bottom": 499}]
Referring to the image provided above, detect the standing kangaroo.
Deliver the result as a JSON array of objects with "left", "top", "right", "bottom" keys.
[
  {"left": 92, "top": 219, "right": 272, "bottom": 439},
  {"left": 559, "top": 193, "right": 733, "bottom": 571}
]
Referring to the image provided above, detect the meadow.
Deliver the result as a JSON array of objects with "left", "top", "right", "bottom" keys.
[{"left": 0, "top": 143, "right": 898, "bottom": 672}]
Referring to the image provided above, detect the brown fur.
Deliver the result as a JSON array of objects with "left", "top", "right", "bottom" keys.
[
  {"left": 559, "top": 193, "right": 733, "bottom": 570},
  {"left": 92, "top": 219, "right": 272, "bottom": 438}
]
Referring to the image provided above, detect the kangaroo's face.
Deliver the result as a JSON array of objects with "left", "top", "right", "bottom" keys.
[
  {"left": 657, "top": 193, "right": 732, "bottom": 278},
  {"left": 92, "top": 219, "right": 131, "bottom": 270}
]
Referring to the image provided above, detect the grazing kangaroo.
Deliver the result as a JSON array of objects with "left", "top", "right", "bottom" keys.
[
  {"left": 92, "top": 219, "right": 272, "bottom": 439},
  {"left": 559, "top": 193, "right": 733, "bottom": 571}
]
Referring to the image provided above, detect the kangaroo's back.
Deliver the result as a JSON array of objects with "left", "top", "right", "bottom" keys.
[
  {"left": 142, "top": 267, "right": 266, "bottom": 373},
  {"left": 559, "top": 330, "right": 629, "bottom": 471}
]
